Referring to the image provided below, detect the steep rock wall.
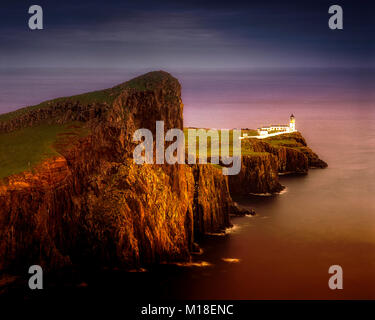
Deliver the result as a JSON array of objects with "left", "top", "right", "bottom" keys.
[
  {"left": 0, "top": 72, "right": 233, "bottom": 272},
  {"left": 228, "top": 132, "right": 327, "bottom": 195},
  {"left": 228, "top": 153, "right": 283, "bottom": 195},
  {"left": 242, "top": 139, "right": 308, "bottom": 174}
]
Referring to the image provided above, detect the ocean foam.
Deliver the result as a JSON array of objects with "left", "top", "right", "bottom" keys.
[
  {"left": 174, "top": 261, "right": 212, "bottom": 267},
  {"left": 221, "top": 258, "right": 241, "bottom": 263}
]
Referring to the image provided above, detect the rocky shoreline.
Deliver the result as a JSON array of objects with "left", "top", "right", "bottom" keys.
[{"left": 0, "top": 71, "right": 327, "bottom": 275}]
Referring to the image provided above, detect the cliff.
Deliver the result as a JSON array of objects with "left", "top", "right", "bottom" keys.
[
  {"left": 0, "top": 71, "right": 238, "bottom": 272},
  {"left": 228, "top": 132, "right": 327, "bottom": 195},
  {"left": 228, "top": 153, "right": 283, "bottom": 195},
  {"left": 0, "top": 71, "right": 326, "bottom": 273}
]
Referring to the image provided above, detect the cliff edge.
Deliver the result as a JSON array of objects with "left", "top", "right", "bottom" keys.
[
  {"left": 228, "top": 132, "right": 327, "bottom": 195},
  {"left": 0, "top": 71, "right": 236, "bottom": 272},
  {"left": 0, "top": 71, "right": 327, "bottom": 274}
]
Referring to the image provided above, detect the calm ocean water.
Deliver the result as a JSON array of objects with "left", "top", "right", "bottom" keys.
[{"left": 0, "top": 68, "right": 374, "bottom": 299}]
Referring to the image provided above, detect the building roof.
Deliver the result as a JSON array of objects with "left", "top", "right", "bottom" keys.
[
  {"left": 257, "top": 115, "right": 295, "bottom": 130},
  {"left": 271, "top": 124, "right": 289, "bottom": 127}
]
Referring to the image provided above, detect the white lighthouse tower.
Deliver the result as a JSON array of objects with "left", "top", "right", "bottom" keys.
[{"left": 289, "top": 114, "right": 296, "bottom": 132}]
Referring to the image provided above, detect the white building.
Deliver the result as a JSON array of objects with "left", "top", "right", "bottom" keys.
[{"left": 255, "top": 114, "right": 296, "bottom": 138}]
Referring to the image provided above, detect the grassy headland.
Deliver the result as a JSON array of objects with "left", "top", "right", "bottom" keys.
[
  {"left": 0, "top": 123, "right": 89, "bottom": 179},
  {"left": 0, "top": 71, "right": 178, "bottom": 179}
]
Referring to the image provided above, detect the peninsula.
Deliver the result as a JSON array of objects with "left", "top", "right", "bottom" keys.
[{"left": 0, "top": 71, "right": 327, "bottom": 275}]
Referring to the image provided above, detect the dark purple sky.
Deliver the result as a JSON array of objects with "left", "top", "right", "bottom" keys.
[{"left": 0, "top": 0, "right": 374, "bottom": 69}]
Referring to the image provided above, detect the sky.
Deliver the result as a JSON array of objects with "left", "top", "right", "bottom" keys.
[{"left": 0, "top": 0, "right": 374, "bottom": 69}]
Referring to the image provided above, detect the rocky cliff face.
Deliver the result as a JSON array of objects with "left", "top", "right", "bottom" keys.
[
  {"left": 263, "top": 132, "right": 328, "bottom": 169},
  {"left": 0, "top": 71, "right": 236, "bottom": 272},
  {"left": 0, "top": 71, "right": 326, "bottom": 273},
  {"left": 228, "top": 132, "right": 327, "bottom": 195},
  {"left": 228, "top": 153, "right": 283, "bottom": 195}
]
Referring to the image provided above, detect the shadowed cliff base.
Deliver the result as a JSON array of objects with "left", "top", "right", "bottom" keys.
[{"left": 0, "top": 71, "right": 326, "bottom": 280}]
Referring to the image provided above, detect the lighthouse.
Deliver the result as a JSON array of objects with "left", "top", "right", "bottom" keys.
[
  {"left": 289, "top": 114, "right": 296, "bottom": 132},
  {"left": 253, "top": 114, "right": 297, "bottom": 139}
]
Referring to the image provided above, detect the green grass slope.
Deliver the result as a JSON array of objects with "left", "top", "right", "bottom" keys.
[{"left": 0, "top": 123, "right": 88, "bottom": 179}]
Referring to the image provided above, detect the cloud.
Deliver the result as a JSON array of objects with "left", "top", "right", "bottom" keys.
[{"left": 0, "top": 1, "right": 373, "bottom": 68}]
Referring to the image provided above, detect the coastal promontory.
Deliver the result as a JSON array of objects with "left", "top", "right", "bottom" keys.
[{"left": 0, "top": 71, "right": 327, "bottom": 274}]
